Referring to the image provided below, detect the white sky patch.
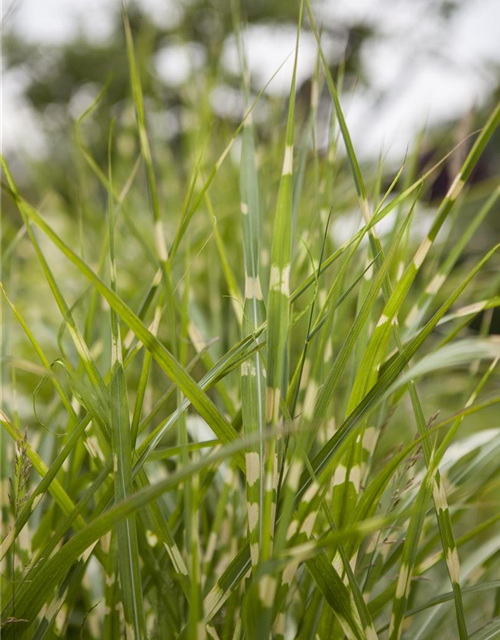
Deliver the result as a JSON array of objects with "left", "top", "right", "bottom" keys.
[
  {"left": 321, "top": 0, "right": 500, "bottom": 159},
  {"left": 6, "top": 0, "right": 183, "bottom": 45},
  {"left": 222, "top": 25, "right": 344, "bottom": 98},
  {"left": 154, "top": 42, "right": 206, "bottom": 88},
  {"left": 2, "top": 66, "right": 48, "bottom": 157}
]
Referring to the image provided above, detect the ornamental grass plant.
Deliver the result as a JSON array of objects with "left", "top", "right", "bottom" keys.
[{"left": 1, "top": 2, "right": 500, "bottom": 639}]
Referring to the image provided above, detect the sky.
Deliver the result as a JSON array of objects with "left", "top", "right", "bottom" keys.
[{"left": 3, "top": 0, "right": 500, "bottom": 160}]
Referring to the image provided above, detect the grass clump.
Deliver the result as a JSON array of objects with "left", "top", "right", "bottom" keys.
[{"left": 1, "top": 3, "right": 500, "bottom": 639}]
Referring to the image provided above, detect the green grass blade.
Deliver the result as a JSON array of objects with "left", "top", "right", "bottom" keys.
[
  {"left": 237, "top": 22, "right": 267, "bottom": 570},
  {"left": 107, "top": 122, "right": 146, "bottom": 638}
]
